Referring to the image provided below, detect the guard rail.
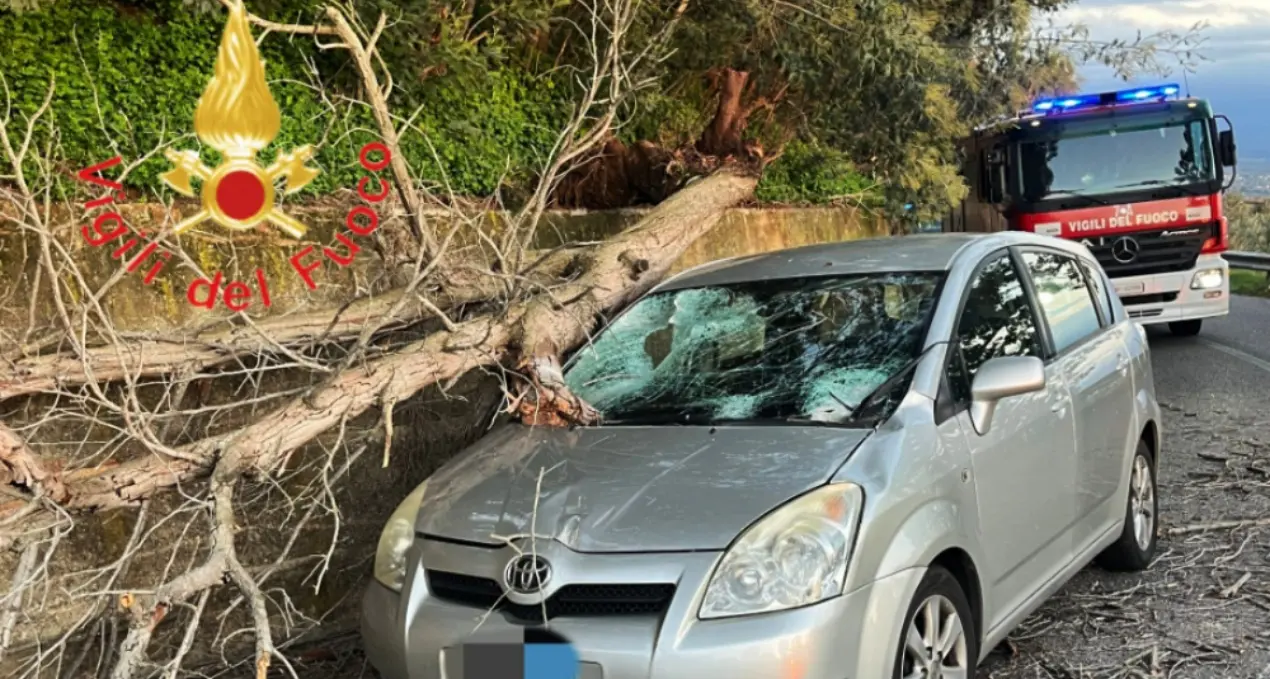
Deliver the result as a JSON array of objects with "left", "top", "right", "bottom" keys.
[{"left": 1224, "top": 251, "right": 1270, "bottom": 273}]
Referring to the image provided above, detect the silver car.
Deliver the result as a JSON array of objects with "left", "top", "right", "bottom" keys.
[{"left": 363, "top": 231, "right": 1162, "bottom": 679}]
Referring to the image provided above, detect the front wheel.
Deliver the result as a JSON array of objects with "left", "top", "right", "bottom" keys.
[
  {"left": 1095, "top": 441, "right": 1159, "bottom": 571},
  {"left": 893, "top": 566, "right": 977, "bottom": 679},
  {"left": 1169, "top": 319, "right": 1203, "bottom": 337}
]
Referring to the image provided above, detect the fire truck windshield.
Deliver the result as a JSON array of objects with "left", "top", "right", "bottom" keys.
[{"left": 1017, "top": 119, "right": 1215, "bottom": 203}]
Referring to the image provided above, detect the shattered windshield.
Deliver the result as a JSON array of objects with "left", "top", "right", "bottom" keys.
[
  {"left": 1018, "top": 119, "right": 1215, "bottom": 201},
  {"left": 563, "top": 272, "right": 943, "bottom": 426}
]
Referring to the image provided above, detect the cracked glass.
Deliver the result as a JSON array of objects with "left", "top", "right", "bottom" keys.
[{"left": 564, "top": 272, "right": 944, "bottom": 426}]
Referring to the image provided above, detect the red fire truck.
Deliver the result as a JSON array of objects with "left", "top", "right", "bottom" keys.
[{"left": 944, "top": 83, "right": 1238, "bottom": 336}]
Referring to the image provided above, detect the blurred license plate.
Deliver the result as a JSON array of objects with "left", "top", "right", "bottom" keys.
[
  {"left": 439, "top": 647, "right": 605, "bottom": 678},
  {"left": 1115, "top": 281, "right": 1145, "bottom": 296}
]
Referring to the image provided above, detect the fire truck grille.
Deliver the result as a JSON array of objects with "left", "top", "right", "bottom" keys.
[{"left": 1083, "top": 224, "right": 1215, "bottom": 278}]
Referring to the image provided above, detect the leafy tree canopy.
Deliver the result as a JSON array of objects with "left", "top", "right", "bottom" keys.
[{"left": 0, "top": 0, "right": 1205, "bottom": 217}]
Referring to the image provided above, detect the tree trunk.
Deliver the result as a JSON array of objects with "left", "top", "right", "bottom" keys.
[{"left": 697, "top": 68, "right": 750, "bottom": 157}]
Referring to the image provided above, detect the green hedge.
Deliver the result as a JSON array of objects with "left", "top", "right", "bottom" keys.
[
  {"left": 0, "top": 0, "right": 569, "bottom": 198},
  {"left": 756, "top": 141, "right": 879, "bottom": 207}
]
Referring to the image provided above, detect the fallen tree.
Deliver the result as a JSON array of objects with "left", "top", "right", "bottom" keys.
[
  {"left": 0, "top": 1, "right": 760, "bottom": 676},
  {"left": 0, "top": 1, "right": 1208, "bottom": 676},
  {"left": 3, "top": 169, "right": 754, "bottom": 515}
]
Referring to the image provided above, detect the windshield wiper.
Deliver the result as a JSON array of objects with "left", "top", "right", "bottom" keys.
[
  {"left": 1112, "top": 179, "right": 1209, "bottom": 197},
  {"left": 846, "top": 344, "right": 939, "bottom": 424}
]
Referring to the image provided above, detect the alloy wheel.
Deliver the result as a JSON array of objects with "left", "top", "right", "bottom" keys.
[
  {"left": 901, "top": 594, "right": 969, "bottom": 679},
  {"left": 1130, "top": 455, "right": 1156, "bottom": 551}
]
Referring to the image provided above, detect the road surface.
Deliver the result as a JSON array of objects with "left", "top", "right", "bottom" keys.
[{"left": 980, "top": 294, "right": 1270, "bottom": 679}]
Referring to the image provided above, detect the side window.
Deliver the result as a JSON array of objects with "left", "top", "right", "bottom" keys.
[
  {"left": 949, "top": 254, "right": 1043, "bottom": 403},
  {"left": 1079, "top": 260, "right": 1113, "bottom": 326},
  {"left": 1022, "top": 251, "right": 1103, "bottom": 353}
]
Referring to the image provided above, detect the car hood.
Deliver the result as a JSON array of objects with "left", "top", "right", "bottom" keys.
[{"left": 415, "top": 423, "right": 873, "bottom": 552}]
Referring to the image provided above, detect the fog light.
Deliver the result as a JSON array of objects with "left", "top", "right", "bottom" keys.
[
  {"left": 1204, "top": 291, "right": 1222, "bottom": 299},
  {"left": 1190, "top": 268, "right": 1224, "bottom": 290}
]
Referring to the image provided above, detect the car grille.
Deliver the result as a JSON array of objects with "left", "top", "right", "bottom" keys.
[
  {"left": 425, "top": 570, "right": 677, "bottom": 623},
  {"left": 1083, "top": 224, "right": 1215, "bottom": 278}
]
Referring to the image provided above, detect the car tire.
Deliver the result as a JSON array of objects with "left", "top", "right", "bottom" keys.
[
  {"left": 1095, "top": 440, "right": 1159, "bottom": 572},
  {"left": 892, "top": 566, "right": 978, "bottom": 679},
  {"left": 1168, "top": 319, "right": 1202, "bottom": 337}
]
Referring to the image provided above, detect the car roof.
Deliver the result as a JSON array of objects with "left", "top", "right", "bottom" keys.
[{"left": 655, "top": 231, "right": 1087, "bottom": 291}]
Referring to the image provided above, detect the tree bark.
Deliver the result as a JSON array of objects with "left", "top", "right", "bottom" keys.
[
  {"left": 697, "top": 69, "right": 750, "bottom": 157},
  {"left": 2, "top": 169, "right": 757, "bottom": 518}
]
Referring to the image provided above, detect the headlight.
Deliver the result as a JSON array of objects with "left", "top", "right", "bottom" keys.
[
  {"left": 699, "top": 483, "right": 864, "bottom": 619},
  {"left": 373, "top": 480, "right": 428, "bottom": 592},
  {"left": 1190, "top": 268, "right": 1224, "bottom": 290}
]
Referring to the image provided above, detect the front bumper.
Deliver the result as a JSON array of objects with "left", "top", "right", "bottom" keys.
[
  {"left": 1110, "top": 255, "right": 1230, "bottom": 325},
  {"left": 361, "top": 540, "right": 925, "bottom": 679}
]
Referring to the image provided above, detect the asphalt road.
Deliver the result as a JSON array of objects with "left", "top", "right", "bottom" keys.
[{"left": 980, "top": 294, "right": 1270, "bottom": 679}]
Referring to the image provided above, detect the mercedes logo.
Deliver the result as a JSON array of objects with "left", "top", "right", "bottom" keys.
[
  {"left": 1110, "top": 236, "right": 1140, "bottom": 264},
  {"left": 503, "top": 554, "right": 552, "bottom": 595}
]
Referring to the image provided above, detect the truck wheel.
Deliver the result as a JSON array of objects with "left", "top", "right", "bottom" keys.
[{"left": 1169, "top": 320, "right": 1202, "bottom": 337}]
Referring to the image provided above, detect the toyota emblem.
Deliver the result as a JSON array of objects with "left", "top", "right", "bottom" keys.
[
  {"left": 503, "top": 554, "right": 552, "bottom": 594},
  {"left": 1110, "top": 236, "right": 1140, "bottom": 264}
]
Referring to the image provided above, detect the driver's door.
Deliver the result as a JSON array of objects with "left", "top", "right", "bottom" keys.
[{"left": 947, "top": 250, "right": 1078, "bottom": 631}]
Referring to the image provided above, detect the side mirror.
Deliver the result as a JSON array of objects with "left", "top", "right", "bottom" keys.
[
  {"left": 1219, "top": 129, "right": 1237, "bottom": 168},
  {"left": 969, "top": 356, "right": 1046, "bottom": 435}
]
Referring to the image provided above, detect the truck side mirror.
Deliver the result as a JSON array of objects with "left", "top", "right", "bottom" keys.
[{"left": 1219, "top": 129, "right": 1237, "bottom": 168}]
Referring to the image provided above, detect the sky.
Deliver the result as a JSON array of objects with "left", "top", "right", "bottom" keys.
[{"left": 1052, "top": 0, "right": 1270, "bottom": 160}]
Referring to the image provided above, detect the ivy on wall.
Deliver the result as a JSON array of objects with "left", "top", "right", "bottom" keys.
[{"left": 0, "top": 0, "right": 570, "bottom": 200}]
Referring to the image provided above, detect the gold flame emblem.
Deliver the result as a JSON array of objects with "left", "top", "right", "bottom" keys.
[{"left": 160, "top": 0, "right": 318, "bottom": 237}]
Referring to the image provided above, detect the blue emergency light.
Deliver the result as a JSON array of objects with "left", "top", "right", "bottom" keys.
[{"left": 1031, "top": 83, "right": 1180, "bottom": 114}]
